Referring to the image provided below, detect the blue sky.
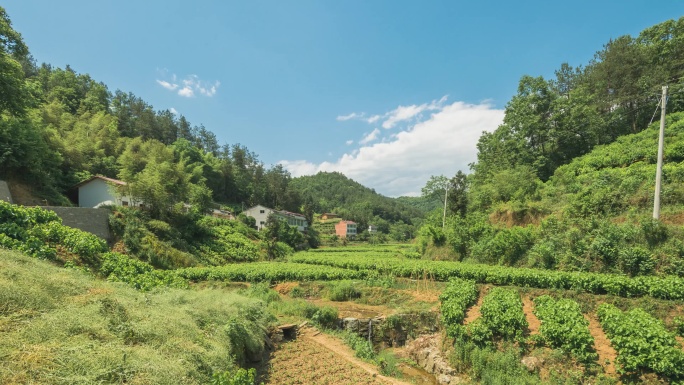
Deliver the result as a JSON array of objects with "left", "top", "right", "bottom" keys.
[{"left": 5, "top": 1, "right": 684, "bottom": 196}]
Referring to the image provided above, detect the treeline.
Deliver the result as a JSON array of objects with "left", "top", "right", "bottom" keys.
[
  {"left": 289, "top": 171, "right": 423, "bottom": 240},
  {"left": 419, "top": 17, "right": 684, "bottom": 277},
  {"left": 0, "top": 7, "right": 423, "bottom": 235},
  {"left": 0, "top": 7, "right": 301, "bottom": 217}
]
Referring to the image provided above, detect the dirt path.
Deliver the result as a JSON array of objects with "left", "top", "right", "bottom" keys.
[
  {"left": 522, "top": 296, "right": 541, "bottom": 335},
  {"left": 464, "top": 287, "right": 487, "bottom": 324},
  {"left": 585, "top": 314, "right": 618, "bottom": 376},
  {"left": 299, "top": 327, "right": 416, "bottom": 385}
]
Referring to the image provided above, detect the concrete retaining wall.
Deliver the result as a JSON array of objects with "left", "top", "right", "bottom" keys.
[{"left": 42, "top": 206, "right": 112, "bottom": 242}]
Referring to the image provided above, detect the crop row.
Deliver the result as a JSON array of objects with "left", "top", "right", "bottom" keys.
[
  {"left": 597, "top": 303, "right": 684, "bottom": 380},
  {"left": 176, "top": 262, "right": 368, "bottom": 283},
  {"left": 439, "top": 278, "right": 479, "bottom": 338},
  {"left": 290, "top": 253, "right": 684, "bottom": 300},
  {"left": 476, "top": 287, "right": 528, "bottom": 342},
  {"left": 533, "top": 296, "right": 597, "bottom": 364}
]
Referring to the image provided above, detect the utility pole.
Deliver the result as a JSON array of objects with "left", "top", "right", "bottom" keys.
[
  {"left": 653, "top": 85, "right": 668, "bottom": 220},
  {"left": 442, "top": 184, "right": 449, "bottom": 229}
]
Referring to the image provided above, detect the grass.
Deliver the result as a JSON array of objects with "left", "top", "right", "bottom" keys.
[{"left": 0, "top": 249, "right": 270, "bottom": 384}]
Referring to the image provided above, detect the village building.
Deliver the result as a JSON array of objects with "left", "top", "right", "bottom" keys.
[
  {"left": 73, "top": 175, "right": 142, "bottom": 208},
  {"left": 335, "top": 220, "right": 357, "bottom": 239},
  {"left": 242, "top": 204, "right": 308, "bottom": 232}
]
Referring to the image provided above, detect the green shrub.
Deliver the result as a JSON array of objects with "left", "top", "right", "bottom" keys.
[
  {"left": 211, "top": 368, "right": 257, "bottom": 385},
  {"left": 311, "top": 306, "right": 339, "bottom": 329},
  {"left": 618, "top": 247, "right": 655, "bottom": 276},
  {"left": 342, "top": 331, "right": 376, "bottom": 360},
  {"left": 327, "top": 280, "right": 361, "bottom": 301},
  {"left": 475, "top": 287, "right": 527, "bottom": 342}
]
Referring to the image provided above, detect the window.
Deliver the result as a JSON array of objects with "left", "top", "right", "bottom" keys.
[
  {"left": 122, "top": 201, "right": 129, "bottom": 206},
  {"left": 260, "top": 210, "right": 265, "bottom": 214},
  {"left": 260, "top": 221, "right": 265, "bottom": 225}
]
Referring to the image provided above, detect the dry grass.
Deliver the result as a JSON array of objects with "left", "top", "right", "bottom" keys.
[{"left": 0, "top": 249, "right": 270, "bottom": 384}]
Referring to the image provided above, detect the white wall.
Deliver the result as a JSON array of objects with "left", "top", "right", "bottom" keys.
[
  {"left": 242, "top": 205, "right": 274, "bottom": 230},
  {"left": 79, "top": 179, "right": 117, "bottom": 208}
]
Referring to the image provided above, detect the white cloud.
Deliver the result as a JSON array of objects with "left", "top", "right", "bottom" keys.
[
  {"left": 366, "top": 115, "right": 381, "bottom": 124},
  {"left": 345, "top": 140, "right": 354, "bottom": 145},
  {"left": 337, "top": 112, "right": 364, "bottom": 121},
  {"left": 359, "top": 128, "right": 381, "bottom": 145},
  {"left": 178, "top": 86, "right": 194, "bottom": 97},
  {"left": 156, "top": 80, "right": 178, "bottom": 91},
  {"left": 169, "top": 107, "right": 178, "bottom": 115},
  {"left": 280, "top": 99, "right": 504, "bottom": 197},
  {"left": 156, "top": 72, "right": 220, "bottom": 98},
  {"left": 381, "top": 95, "right": 447, "bottom": 129}
]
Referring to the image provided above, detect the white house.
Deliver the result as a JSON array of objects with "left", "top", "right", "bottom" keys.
[
  {"left": 242, "top": 204, "right": 308, "bottom": 232},
  {"left": 74, "top": 175, "right": 141, "bottom": 208}
]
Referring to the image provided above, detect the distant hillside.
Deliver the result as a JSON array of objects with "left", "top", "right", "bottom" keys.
[
  {"left": 289, "top": 172, "right": 424, "bottom": 233},
  {"left": 395, "top": 195, "right": 442, "bottom": 214}
]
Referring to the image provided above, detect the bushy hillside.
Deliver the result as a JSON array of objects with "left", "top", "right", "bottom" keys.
[
  {"left": 420, "top": 113, "right": 684, "bottom": 277},
  {"left": 540, "top": 112, "right": 684, "bottom": 219}
]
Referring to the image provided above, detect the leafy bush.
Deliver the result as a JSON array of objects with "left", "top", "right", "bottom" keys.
[
  {"left": 618, "top": 247, "right": 655, "bottom": 276},
  {"left": 439, "top": 278, "right": 479, "bottom": 338},
  {"left": 290, "top": 252, "right": 684, "bottom": 300},
  {"left": 211, "top": 368, "right": 257, "bottom": 385},
  {"left": 327, "top": 280, "right": 361, "bottom": 301},
  {"left": 533, "top": 295, "right": 597, "bottom": 364},
  {"left": 475, "top": 287, "right": 528, "bottom": 342},
  {"left": 597, "top": 303, "right": 684, "bottom": 380},
  {"left": 342, "top": 331, "right": 376, "bottom": 360},
  {"left": 311, "top": 306, "right": 339, "bottom": 329}
]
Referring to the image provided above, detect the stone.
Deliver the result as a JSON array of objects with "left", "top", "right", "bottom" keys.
[{"left": 521, "top": 356, "right": 544, "bottom": 372}]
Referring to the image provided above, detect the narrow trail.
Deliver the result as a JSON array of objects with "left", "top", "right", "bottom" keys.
[
  {"left": 585, "top": 314, "right": 618, "bottom": 376},
  {"left": 463, "top": 286, "right": 487, "bottom": 324},
  {"left": 300, "top": 326, "right": 416, "bottom": 385},
  {"left": 521, "top": 296, "right": 541, "bottom": 335}
]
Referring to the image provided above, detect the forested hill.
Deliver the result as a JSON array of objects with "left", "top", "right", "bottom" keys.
[
  {"left": 418, "top": 17, "right": 684, "bottom": 279},
  {"left": 289, "top": 172, "right": 424, "bottom": 233}
]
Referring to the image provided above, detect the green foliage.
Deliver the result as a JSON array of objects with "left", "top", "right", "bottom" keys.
[
  {"left": 177, "top": 262, "right": 367, "bottom": 283},
  {"left": 290, "top": 251, "right": 684, "bottom": 300},
  {"left": 533, "top": 295, "right": 597, "bottom": 364},
  {"left": 311, "top": 306, "right": 339, "bottom": 329},
  {"left": 211, "top": 368, "right": 257, "bottom": 385},
  {"left": 98, "top": 252, "right": 188, "bottom": 291},
  {"left": 597, "top": 303, "right": 684, "bottom": 380},
  {"left": 342, "top": 331, "right": 376, "bottom": 360},
  {"left": 476, "top": 287, "right": 527, "bottom": 342},
  {"left": 326, "top": 280, "right": 362, "bottom": 301},
  {"left": 289, "top": 171, "right": 423, "bottom": 234},
  {"left": 448, "top": 339, "right": 541, "bottom": 384},
  {"left": 439, "top": 278, "right": 479, "bottom": 338},
  {"left": 0, "top": 249, "right": 270, "bottom": 384}
]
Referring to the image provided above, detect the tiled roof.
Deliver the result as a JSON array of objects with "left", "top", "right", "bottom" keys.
[{"left": 73, "top": 175, "right": 127, "bottom": 188}]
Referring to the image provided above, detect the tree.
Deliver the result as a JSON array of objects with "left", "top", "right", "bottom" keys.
[
  {"left": 448, "top": 171, "right": 468, "bottom": 218},
  {"left": 422, "top": 175, "right": 450, "bottom": 228},
  {"left": 0, "top": 7, "right": 30, "bottom": 116}
]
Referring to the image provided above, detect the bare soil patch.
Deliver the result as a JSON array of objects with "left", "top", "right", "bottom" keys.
[
  {"left": 585, "top": 314, "right": 618, "bottom": 376},
  {"left": 464, "top": 286, "right": 488, "bottom": 324},
  {"left": 274, "top": 282, "right": 300, "bottom": 295},
  {"left": 7, "top": 180, "right": 45, "bottom": 206},
  {"left": 270, "top": 326, "right": 415, "bottom": 385},
  {"left": 522, "top": 296, "right": 541, "bottom": 335}
]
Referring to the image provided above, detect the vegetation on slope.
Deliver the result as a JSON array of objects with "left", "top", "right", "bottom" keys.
[{"left": 0, "top": 249, "right": 271, "bottom": 384}]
